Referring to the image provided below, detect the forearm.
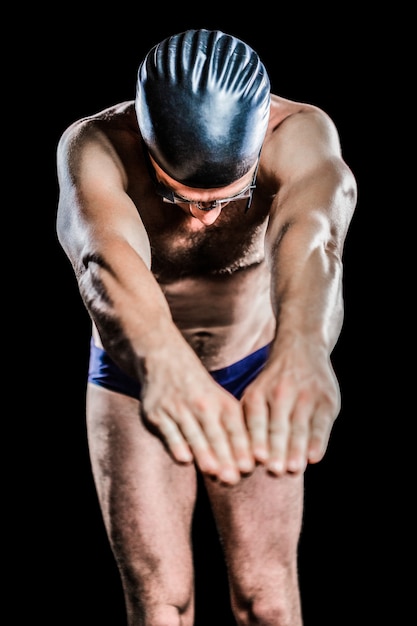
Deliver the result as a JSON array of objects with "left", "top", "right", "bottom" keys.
[
  {"left": 268, "top": 216, "right": 345, "bottom": 359},
  {"left": 78, "top": 239, "right": 185, "bottom": 379},
  {"left": 272, "top": 234, "right": 343, "bottom": 353},
  {"left": 266, "top": 159, "right": 356, "bottom": 358}
]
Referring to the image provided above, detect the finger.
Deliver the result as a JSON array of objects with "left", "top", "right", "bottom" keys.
[
  {"left": 154, "top": 397, "right": 243, "bottom": 485},
  {"left": 198, "top": 413, "right": 246, "bottom": 485},
  {"left": 179, "top": 389, "right": 253, "bottom": 484},
  {"left": 307, "top": 406, "right": 335, "bottom": 464},
  {"left": 286, "top": 419, "right": 309, "bottom": 474},
  {"left": 242, "top": 390, "right": 269, "bottom": 464},
  {"left": 155, "top": 413, "right": 195, "bottom": 465},
  {"left": 265, "top": 390, "right": 294, "bottom": 476},
  {"left": 171, "top": 405, "right": 243, "bottom": 485},
  {"left": 285, "top": 395, "right": 316, "bottom": 473},
  {"left": 266, "top": 417, "right": 290, "bottom": 475},
  {"left": 173, "top": 412, "right": 225, "bottom": 477},
  {"left": 220, "top": 409, "right": 255, "bottom": 475}
]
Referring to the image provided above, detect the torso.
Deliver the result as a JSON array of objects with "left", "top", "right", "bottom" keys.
[{"left": 83, "top": 97, "right": 304, "bottom": 368}]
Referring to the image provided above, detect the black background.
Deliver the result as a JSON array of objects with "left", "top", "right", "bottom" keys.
[{"left": 23, "top": 7, "right": 398, "bottom": 625}]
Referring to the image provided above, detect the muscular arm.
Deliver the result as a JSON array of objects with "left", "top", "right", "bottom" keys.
[
  {"left": 243, "top": 108, "right": 357, "bottom": 474},
  {"left": 57, "top": 121, "right": 159, "bottom": 364},
  {"left": 56, "top": 119, "right": 254, "bottom": 484}
]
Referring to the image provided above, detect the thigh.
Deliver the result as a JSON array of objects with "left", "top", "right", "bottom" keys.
[
  {"left": 86, "top": 383, "right": 197, "bottom": 602},
  {"left": 204, "top": 466, "right": 304, "bottom": 593}
]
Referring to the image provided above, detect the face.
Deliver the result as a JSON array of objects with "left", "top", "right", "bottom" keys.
[{"left": 149, "top": 154, "right": 259, "bottom": 225}]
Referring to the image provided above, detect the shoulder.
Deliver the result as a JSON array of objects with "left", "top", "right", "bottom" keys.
[
  {"left": 56, "top": 101, "right": 139, "bottom": 182},
  {"left": 56, "top": 101, "right": 139, "bottom": 196},
  {"left": 266, "top": 94, "right": 341, "bottom": 150},
  {"left": 259, "top": 94, "right": 356, "bottom": 206},
  {"left": 57, "top": 101, "right": 137, "bottom": 158},
  {"left": 262, "top": 94, "right": 352, "bottom": 181}
]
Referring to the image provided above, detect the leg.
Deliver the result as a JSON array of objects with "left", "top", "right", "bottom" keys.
[
  {"left": 205, "top": 466, "right": 304, "bottom": 626},
  {"left": 86, "top": 383, "right": 198, "bottom": 626}
]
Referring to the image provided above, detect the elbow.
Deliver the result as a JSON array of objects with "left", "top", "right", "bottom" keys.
[{"left": 339, "top": 162, "right": 358, "bottom": 218}]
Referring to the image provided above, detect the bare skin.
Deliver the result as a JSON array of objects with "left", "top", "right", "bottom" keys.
[{"left": 57, "top": 94, "right": 357, "bottom": 625}]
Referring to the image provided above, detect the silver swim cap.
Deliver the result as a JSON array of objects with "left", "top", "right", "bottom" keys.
[{"left": 136, "top": 29, "right": 270, "bottom": 188}]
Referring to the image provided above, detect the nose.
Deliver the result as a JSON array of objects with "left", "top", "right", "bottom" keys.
[{"left": 189, "top": 203, "right": 223, "bottom": 225}]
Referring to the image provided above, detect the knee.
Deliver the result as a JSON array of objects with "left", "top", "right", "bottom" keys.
[
  {"left": 232, "top": 595, "right": 291, "bottom": 626},
  {"left": 133, "top": 604, "right": 193, "bottom": 626},
  {"left": 230, "top": 573, "right": 302, "bottom": 626},
  {"left": 122, "top": 575, "right": 194, "bottom": 626}
]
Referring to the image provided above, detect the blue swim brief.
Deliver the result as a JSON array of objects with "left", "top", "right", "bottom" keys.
[{"left": 88, "top": 338, "right": 271, "bottom": 401}]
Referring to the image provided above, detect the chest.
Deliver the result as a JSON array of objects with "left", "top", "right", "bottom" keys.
[{"left": 142, "top": 198, "right": 270, "bottom": 281}]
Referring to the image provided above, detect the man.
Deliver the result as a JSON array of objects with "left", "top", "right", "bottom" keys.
[{"left": 56, "top": 28, "right": 357, "bottom": 626}]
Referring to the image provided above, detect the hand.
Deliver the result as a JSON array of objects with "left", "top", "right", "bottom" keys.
[
  {"left": 241, "top": 339, "right": 341, "bottom": 475},
  {"left": 140, "top": 346, "right": 255, "bottom": 485}
]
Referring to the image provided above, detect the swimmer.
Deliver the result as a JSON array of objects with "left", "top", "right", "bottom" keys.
[{"left": 56, "top": 28, "right": 357, "bottom": 625}]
